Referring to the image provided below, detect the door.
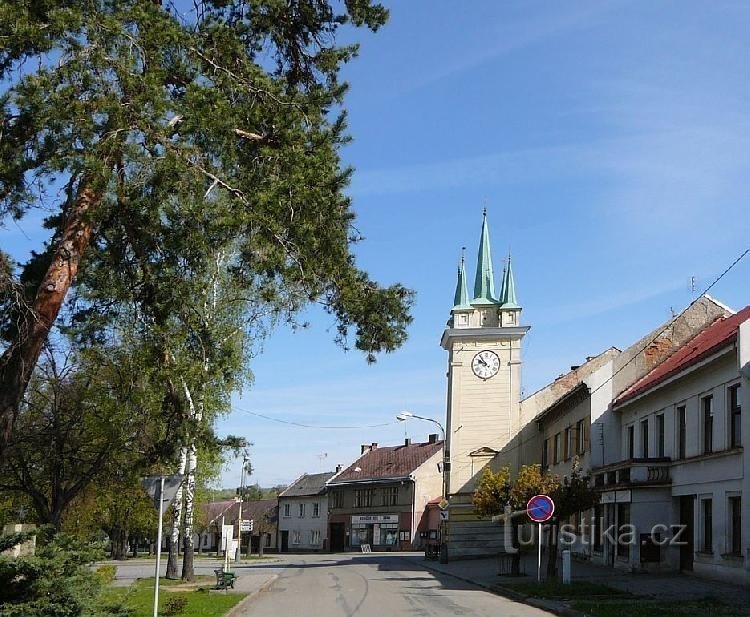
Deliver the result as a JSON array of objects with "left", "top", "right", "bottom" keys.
[
  {"left": 679, "top": 496, "right": 694, "bottom": 571},
  {"left": 329, "top": 523, "right": 345, "bottom": 553},
  {"left": 605, "top": 504, "right": 616, "bottom": 566},
  {"left": 280, "top": 530, "right": 289, "bottom": 553}
]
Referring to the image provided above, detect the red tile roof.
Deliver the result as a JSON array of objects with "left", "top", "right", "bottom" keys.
[
  {"left": 329, "top": 440, "right": 443, "bottom": 484},
  {"left": 615, "top": 306, "right": 750, "bottom": 406},
  {"left": 201, "top": 499, "right": 277, "bottom": 526}
]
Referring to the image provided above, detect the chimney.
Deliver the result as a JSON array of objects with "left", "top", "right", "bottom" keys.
[
  {"left": 428, "top": 433, "right": 438, "bottom": 443},
  {"left": 404, "top": 438, "right": 411, "bottom": 446},
  {"left": 361, "top": 444, "right": 371, "bottom": 455},
  {"left": 335, "top": 464, "right": 342, "bottom": 473},
  {"left": 371, "top": 442, "right": 378, "bottom": 449},
  {"left": 570, "top": 365, "right": 580, "bottom": 371}
]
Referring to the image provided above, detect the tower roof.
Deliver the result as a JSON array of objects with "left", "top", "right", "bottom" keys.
[
  {"left": 472, "top": 210, "right": 499, "bottom": 304},
  {"left": 453, "top": 251, "right": 471, "bottom": 310},
  {"left": 498, "top": 254, "right": 520, "bottom": 308}
]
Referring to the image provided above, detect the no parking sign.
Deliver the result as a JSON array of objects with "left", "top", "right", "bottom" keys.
[
  {"left": 526, "top": 494, "right": 555, "bottom": 582},
  {"left": 527, "top": 494, "right": 555, "bottom": 523}
]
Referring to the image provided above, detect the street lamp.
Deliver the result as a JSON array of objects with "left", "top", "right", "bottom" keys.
[
  {"left": 396, "top": 411, "right": 445, "bottom": 441},
  {"left": 396, "top": 411, "right": 450, "bottom": 563}
]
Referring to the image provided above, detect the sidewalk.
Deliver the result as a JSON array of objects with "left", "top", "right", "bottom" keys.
[{"left": 405, "top": 552, "right": 750, "bottom": 605}]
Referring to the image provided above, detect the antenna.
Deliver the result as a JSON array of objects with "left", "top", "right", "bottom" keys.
[
  {"left": 316, "top": 452, "right": 328, "bottom": 471},
  {"left": 688, "top": 276, "right": 696, "bottom": 294}
]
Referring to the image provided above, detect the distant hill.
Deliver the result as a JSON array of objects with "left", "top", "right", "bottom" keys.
[{"left": 205, "top": 484, "right": 287, "bottom": 502}]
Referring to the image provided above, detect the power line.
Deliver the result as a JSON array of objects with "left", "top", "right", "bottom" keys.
[
  {"left": 589, "top": 246, "right": 749, "bottom": 398},
  {"left": 233, "top": 407, "right": 395, "bottom": 430}
]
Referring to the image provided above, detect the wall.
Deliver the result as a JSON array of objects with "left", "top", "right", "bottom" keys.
[{"left": 278, "top": 494, "right": 328, "bottom": 551}]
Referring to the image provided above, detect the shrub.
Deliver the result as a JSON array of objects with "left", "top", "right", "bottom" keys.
[
  {"left": 162, "top": 596, "right": 188, "bottom": 616},
  {"left": 96, "top": 565, "right": 117, "bottom": 585}
]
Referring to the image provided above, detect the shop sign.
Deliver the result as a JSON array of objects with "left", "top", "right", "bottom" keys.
[{"left": 351, "top": 514, "right": 399, "bottom": 524}]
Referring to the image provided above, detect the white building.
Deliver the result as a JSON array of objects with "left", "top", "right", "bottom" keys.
[
  {"left": 278, "top": 471, "right": 334, "bottom": 552},
  {"left": 593, "top": 306, "right": 750, "bottom": 583}
]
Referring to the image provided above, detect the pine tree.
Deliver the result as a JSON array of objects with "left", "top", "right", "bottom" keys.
[{"left": 0, "top": 0, "right": 411, "bottom": 453}]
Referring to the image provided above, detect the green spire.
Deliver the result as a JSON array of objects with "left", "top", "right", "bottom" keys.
[
  {"left": 473, "top": 209, "right": 498, "bottom": 304},
  {"left": 499, "top": 253, "right": 520, "bottom": 308},
  {"left": 453, "top": 249, "right": 470, "bottom": 309}
]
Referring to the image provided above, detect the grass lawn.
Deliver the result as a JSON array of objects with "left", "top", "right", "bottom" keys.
[
  {"left": 572, "top": 597, "right": 750, "bottom": 617},
  {"left": 502, "top": 580, "right": 629, "bottom": 599},
  {"left": 102, "top": 576, "right": 246, "bottom": 617}
]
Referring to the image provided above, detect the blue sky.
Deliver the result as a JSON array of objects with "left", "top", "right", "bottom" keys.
[{"left": 3, "top": 1, "right": 750, "bottom": 488}]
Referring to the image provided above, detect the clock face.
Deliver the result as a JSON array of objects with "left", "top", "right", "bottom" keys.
[{"left": 471, "top": 350, "right": 500, "bottom": 380}]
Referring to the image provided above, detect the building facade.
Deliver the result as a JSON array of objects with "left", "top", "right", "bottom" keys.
[
  {"left": 278, "top": 471, "right": 334, "bottom": 552},
  {"left": 326, "top": 437, "right": 443, "bottom": 552},
  {"left": 592, "top": 307, "right": 750, "bottom": 583}
]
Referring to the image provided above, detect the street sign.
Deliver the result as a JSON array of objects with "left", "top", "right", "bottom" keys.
[
  {"left": 439, "top": 509, "right": 449, "bottom": 521},
  {"left": 527, "top": 494, "right": 555, "bottom": 523},
  {"left": 240, "top": 519, "right": 253, "bottom": 532},
  {"left": 141, "top": 475, "right": 183, "bottom": 512},
  {"left": 438, "top": 499, "right": 449, "bottom": 510}
]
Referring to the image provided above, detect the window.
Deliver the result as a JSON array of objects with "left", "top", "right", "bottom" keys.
[
  {"left": 382, "top": 486, "right": 398, "bottom": 506},
  {"left": 641, "top": 419, "right": 649, "bottom": 458},
  {"left": 702, "top": 499, "right": 713, "bottom": 553},
  {"left": 312, "top": 503, "right": 320, "bottom": 518},
  {"left": 564, "top": 427, "right": 571, "bottom": 460},
  {"left": 593, "top": 504, "right": 603, "bottom": 552},
  {"left": 292, "top": 530, "right": 302, "bottom": 545},
  {"left": 354, "top": 489, "right": 375, "bottom": 508},
  {"left": 627, "top": 425, "right": 634, "bottom": 459},
  {"left": 310, "top": 530, "right": 321, "bottom": 545},
  {"left": 703, "top": 396, "right": 713, "bottom": 454},
  {"left": 330, "top": 491, "right": 343, "bottom": 509},
  {"left": 298, "top": 503, "right": 306, "bottom": 518},
  {"left": 730, "top": 384, "right": 742, "bottom": 448},
  {"left": 554, "top": 433, "right": 561, "bottom": 464},
  {"left": 542, "top": 439, "right": 549, "bottom": 469},
  {"left": 677, "top": 406, "right": 686, "bottom": 459},
  {"left": 576, "top": 419, "right": 587, "bottom": 455},
  {"left": 283, "top": 503, "right": 291, "bottom": 518},
  {"left": 656, "top": 414, "right": 665, "bottom": 458},
  {"left": 616, "top": 503, "right": 630, "bottom": 558},
  {"left": 730, "top": 496, "right": 742, "bottom": 556}
]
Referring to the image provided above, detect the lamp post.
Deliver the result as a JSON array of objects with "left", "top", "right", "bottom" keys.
[
  {"left": 235, "top": 455, "right": 248, "bottom": 562},
  {"left": 396, "top": 411, "right": 450, "bottom": 563}
]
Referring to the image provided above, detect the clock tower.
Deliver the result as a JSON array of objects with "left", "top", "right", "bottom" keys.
[{"left": 440, "top": 210, "right": 529, "bottom": 512}]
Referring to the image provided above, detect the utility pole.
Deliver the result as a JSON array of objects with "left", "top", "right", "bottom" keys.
[{"left": 235, "top": 455, "right": 248, "bottom": 562}]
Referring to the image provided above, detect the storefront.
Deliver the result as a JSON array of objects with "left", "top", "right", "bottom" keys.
[{"left": 350, "top": 514, "right": 403, "bottom": 549}]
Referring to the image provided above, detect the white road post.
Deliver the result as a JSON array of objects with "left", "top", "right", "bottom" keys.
[
  {"left": 562, "top": 549, "right": 571, "bottom": 584},
  {"left": 153, "top": 476, "right": 165, "bottom": 617}
]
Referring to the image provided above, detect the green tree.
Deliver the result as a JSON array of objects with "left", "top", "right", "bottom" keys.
[
  {"left": 547, "top": 459, "right": 599, "bottom": 577},
  {"left": 0, "top": 530, "right": 128, "bottom": 616},
  {"left": 0, "top": 344, "right": 172, "bottom": 531},
  {"left": 0, "top": 0, "right": 412, "bottom": 455},
  {"left": 473, "top": 466, "right": 511, "bottom": 518}
]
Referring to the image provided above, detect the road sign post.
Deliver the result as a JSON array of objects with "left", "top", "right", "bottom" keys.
[
  {"left": 142, "top": 475, "right": 183, "bottom": 617},
  {"left": 527, "top": 494, "right": 555, "bottom": 582}
]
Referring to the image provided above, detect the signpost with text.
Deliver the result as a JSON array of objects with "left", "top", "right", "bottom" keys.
[{"left": 527, "top": 494, "right": 555, "bottom": 582}]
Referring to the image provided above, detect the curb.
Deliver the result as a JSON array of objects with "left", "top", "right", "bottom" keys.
[
  {"left": 224, "top": 574, "right": 279, "bottom": 617},
  {"left": 412, "top": 558, "right": 588, "bottom": 617}
]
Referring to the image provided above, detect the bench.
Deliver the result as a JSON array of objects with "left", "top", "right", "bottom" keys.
[{"left": 214, "top": 568, "right": 237, "bottom": 590}]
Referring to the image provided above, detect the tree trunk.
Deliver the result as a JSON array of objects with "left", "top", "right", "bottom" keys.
[
  {"left": 546, "top": 522, "right": 559, "bottom": 579},
  {"left": 166, "top": 446, "right": 188, "bottom": 579},
  {"left": 110, "top": 527, "right": 129, "bottom": 560},
  {"left": 181, "top": 442, "right": 198, "bottom": 581},
  {"left": 0, "top": 182, "right": 100, "bottom": 451}
]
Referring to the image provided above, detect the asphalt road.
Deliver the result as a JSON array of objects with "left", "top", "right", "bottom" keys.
[{"left": 238, "top": 553, "right": 551, "bottom": 617}]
